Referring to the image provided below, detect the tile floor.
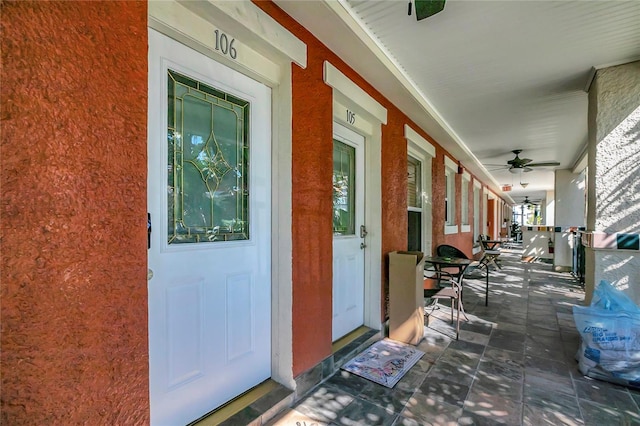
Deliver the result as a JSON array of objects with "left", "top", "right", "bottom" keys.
[{"left": 267, "top": 251, "right": 640, "bottom": 425}]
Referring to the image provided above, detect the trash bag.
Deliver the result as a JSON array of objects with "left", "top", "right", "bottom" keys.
[
  {"left": 591, "top": 280, "right": 640, "bottom": 313},
  {"left": 573, "top": 280, "right": 640, "bottom": 388}
]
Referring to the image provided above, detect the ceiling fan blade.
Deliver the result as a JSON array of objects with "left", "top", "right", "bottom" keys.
[
  {"left": 507, "top": 156, "right": 532, "bottom": 166},
  {"left": 509, "top": 166, "right": 533, "bottom": 173},
  {"left": 528, "top": 161, "right": 561, "bottom": 167}
]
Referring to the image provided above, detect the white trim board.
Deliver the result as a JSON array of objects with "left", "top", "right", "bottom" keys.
[{"left": 325, "top": 60, "right": 386, "bottom": 333}]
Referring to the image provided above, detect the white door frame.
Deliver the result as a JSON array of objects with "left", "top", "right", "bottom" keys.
[
  {"left": 324, "top": 61, "right": 387, "bottom": 331},
  {"left": 332, "top": 123, "right": 366, "bottom": 341},
  {"left": 405, "top": 125, "right": 436, "bottom": 256},
  {"left": 148, "top": 0, "right": 306, "bottom": 392}
]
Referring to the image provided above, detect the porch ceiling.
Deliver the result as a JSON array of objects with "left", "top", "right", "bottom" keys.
[{"left": 274, "top": 0, "right": 640, "bottom": 204}]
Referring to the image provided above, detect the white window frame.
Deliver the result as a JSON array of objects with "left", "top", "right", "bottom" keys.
[
  {"left": 473, "top": 179, "right": 481, "bottom": 252},
  {"left": 407, "top": 155, "right": 422, "bottom": 210},
  {"left": 461, "top": 171, "right": 471, "bottom": 232},
  {"left": 405, "top": 125, "right": 435, "bottom": 255},
  {"left": 444, "top": 156, "right": 458, "bottom": 234}
]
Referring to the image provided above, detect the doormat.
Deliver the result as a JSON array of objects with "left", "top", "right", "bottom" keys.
[{"left": 341, "top": 338, "right": 424, "bottom": 388}]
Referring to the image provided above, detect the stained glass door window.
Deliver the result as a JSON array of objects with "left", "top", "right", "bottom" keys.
[
  {"left": 167, "top": 69, "right": 250, "bottom": 244},
  {"left": 333, "top": 140, "right": 356, "bottom": 235}
]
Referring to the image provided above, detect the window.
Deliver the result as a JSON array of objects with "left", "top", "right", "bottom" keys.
[
  {"left": 406, "top": 125, "right": 435, "bottom": 256},
  {"left": 444, "top": 156, "right": 458, "bottom": 234},
  {"left": 167, "top": 69, "right": 250, "bottom": 244},
  {"left": 473, "top": 180, "right": 481, "bottom": 245},
  {"left": 332, "top": 140, "right": 356, "bottom": 235},
  {"left": 408, "top": 155, "right": 422, "bottom": 251},
  {"left": 461, "top": 172, "right": 470, "bottom": 232}
]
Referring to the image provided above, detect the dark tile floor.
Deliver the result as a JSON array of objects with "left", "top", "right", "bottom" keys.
[{"left": 268, "top": 251, "right": 640, "bottom": 425}]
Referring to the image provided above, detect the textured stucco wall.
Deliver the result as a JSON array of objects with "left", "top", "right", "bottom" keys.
[
  {"left": 584, "top": 61, "right": 640, "bottom": 304},
  {"left": 256, "top": 1, "right": 461, "bottom": 376},
  {"left": 256, "top": 1, "right": 496, "bottom": 376},
  {"left": 1, "top": 2, "right": 149, "bottom": 424},
  {"left": 596, "top": 253, "right": 640, "bottom": 304},
  {"left": 431, "top": 151, "right": 476, "bottom": 258},
  {"left": 591, "top": 61, "right": 640, "bottom": 233}
]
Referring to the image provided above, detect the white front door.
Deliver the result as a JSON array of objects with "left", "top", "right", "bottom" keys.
[
  {"left": 332, "top": 122, "right": 366, "bottom": 341},
  {"left": 147, "top": 29, "right": 271, "bottom": 426}
]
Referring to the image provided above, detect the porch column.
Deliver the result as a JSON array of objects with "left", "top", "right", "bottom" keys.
[
  {"left": 583, "top": 61, "right": 640, "bottom": 304},
  {"left": 553, "top": 169, "right": 586, "bottom": 272}
]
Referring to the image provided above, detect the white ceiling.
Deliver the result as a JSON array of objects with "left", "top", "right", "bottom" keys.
[{"left": 274, "top": 0, "right": 640, "bottom": 204}]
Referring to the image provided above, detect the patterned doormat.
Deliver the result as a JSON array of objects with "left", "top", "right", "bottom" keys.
[{"left": 341, "top": 338, "right": 424, "bottom": 388}]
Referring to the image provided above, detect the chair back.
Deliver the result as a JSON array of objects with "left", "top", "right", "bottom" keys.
[{"left": 436, "top": 244, "right": 469, "bottom": 260}]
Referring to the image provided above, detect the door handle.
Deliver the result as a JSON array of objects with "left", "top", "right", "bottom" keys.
[
  {"left": 360, "top": 242, "right": 367, "bottom": 250},
  {"left": 360, "top": 225, "right": 368, "bottom": 239}
]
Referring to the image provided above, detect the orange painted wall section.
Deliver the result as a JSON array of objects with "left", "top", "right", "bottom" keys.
[
  {"left": 255, "top": 1, "right": 334, "bottom": 376},
  {"left": 290, "top": 33, "right": 335, "bottom": 374},
  {"left": 380, "top": 112, "right": 411, "bottom": 315},
  {"left": 257, "top": 1, "right": 501, "bottom": 375},
  {"left": 1, "top": 2, "right": 149, "bottom": 424},
  {"left": 255, "top": 1, "right": 415, "bottom": 375}
]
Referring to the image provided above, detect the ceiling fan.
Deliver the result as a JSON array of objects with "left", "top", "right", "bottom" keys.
[
  {"left": 504, "top": 149, "right": 560, "bottom": 173},
  {"left": 521, "top": 196, "right": 539, "bottom": 206}
]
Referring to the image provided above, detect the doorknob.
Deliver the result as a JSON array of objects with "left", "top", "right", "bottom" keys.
[
  {"left": 360, "top": 225, "right": 368, "bottom": 239},
  {"left": 360, "top": 242, "right": 367, "bottom": 250}
]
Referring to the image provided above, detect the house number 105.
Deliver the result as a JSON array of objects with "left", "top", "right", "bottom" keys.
[
  {"left": 214, "top": 30, "right": 237, "bottom": 59},
  {"left": 346, "top": 110, "right": 356, "bottom": 125}
]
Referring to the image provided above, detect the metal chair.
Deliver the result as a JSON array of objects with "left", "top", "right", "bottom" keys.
[
  {"left": 478, "top": 235, "right": 502, "bottom": 270},
  {"left": 428, "top": 278, "right": 468, "bottom": 339}
]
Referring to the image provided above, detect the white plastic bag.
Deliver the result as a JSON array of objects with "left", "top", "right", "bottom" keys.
[{"left": 573, "top": 281, "right": 640, "bottom": 388}]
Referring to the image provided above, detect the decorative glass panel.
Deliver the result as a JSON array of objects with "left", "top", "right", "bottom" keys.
[
  {"left": 167, "top": 69, "right": 250, "bottom": 244},
  {"left": 333, "top": 140, "right": 356, "bottom": 235}
]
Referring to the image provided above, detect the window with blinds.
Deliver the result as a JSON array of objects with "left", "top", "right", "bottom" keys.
[{"left": 408, "top": 156, "right": 421, "bottom": 208}]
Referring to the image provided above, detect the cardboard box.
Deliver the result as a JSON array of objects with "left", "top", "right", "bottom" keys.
[{"left": 388, "top": 251, "right": 425, "bottom": 345}]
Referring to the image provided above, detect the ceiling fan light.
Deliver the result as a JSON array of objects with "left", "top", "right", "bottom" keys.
[{"left": 509, "top": 167, "right": 521, "bottom": 174}]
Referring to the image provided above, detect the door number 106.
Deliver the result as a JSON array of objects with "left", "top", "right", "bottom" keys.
[{"left": 214, "top": 30, "right": 237, "bottom": 59}]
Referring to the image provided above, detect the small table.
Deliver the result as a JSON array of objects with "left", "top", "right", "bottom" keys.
[
  {"left": 425, "top": 255, "right": 492, "bottom": 307},
  {"left": 423, "top": 256, "right": 472, "bottom": 287},
  {"left": 481, "top": 240, "right": 503, "bottom": 250}
]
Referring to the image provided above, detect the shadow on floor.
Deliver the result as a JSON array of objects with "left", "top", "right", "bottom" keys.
[{"left": 266, "top": 252, "right": 640, "bottom": 426}]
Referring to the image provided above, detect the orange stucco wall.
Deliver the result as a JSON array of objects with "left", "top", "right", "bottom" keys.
[
  {"left": 256, "top": 1, "right": 413, "bottom": 375},
  {"left": 255, "top": 1, "right": 489, "bottom": 376},
  {"left": 1, "top": 2, "right": 149, "bottom": 424},
  {"left": 1, "top": 1, "right": 508, "bottom": 421}
]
